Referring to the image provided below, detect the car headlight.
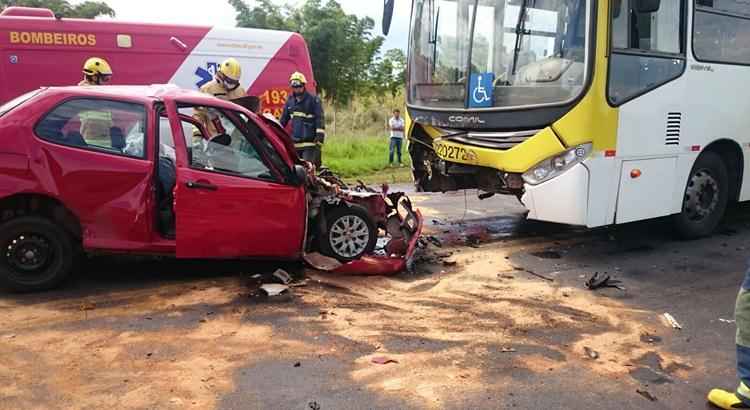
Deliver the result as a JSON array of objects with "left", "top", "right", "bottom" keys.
[{"left": 522, "top": 143, "right": 592, "bottom": 185}]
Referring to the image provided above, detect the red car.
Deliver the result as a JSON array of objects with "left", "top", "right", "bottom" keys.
[{"left": 0, "top": 85, "right": 422, "bottom": 291}]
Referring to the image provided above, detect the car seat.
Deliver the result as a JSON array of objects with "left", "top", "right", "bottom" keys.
[
  {"left": 64, "top": 131, "right": 87, "bottom": 147},
  {"left": 110, "top": 127, "right": 125, "bottom": 151}
]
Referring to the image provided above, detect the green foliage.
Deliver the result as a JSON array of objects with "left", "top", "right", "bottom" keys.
[
  {"left": 0, "top": 0, "right": 114, "bottom": 18},
  {"left": 230, "top": 0, "right": 402, "bottom": 107},
  {"left": 324, "top": 134, "right": 411, "bottom": 179}
]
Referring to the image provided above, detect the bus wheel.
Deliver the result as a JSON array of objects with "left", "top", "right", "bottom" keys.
[{"left": 673, "top": 152, "right": 729, "bottom": 239}]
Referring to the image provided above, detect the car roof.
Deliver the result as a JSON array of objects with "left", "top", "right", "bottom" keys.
[{"left": 39, "top": 85, "right": 234, "bottom": 107}]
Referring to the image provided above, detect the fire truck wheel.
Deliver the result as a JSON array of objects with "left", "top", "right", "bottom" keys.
[
  {"left": 673, "top": 151, "right": 729, "bottom": 239},
  {"left": 0, "top": 216, "right": 75, "bottom": 292},
  {"left": 320, "top": 205, "right": 377, "bottom": 262}
]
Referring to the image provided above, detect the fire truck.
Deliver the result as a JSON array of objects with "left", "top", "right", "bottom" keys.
[{"left": 0, "top": 6, "right": 316, "bottom": 118}]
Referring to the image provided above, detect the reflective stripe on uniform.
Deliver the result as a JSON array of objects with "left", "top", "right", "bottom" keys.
[
  {"left": 291, "top": 112, "right": 315, "bottom": 118},
  {"left": 737, "top": 382, "right": 750, "bottom": 405},
  {"left": 294, "top": 142, "right": 319, "bottom": 148},
  {"left": 316, "top": 128, "right": 326, "bottom": 134}
]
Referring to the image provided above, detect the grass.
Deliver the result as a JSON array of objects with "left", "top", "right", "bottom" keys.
[{"left": 323, "top": 134, "right": 412, "bottom": 183}]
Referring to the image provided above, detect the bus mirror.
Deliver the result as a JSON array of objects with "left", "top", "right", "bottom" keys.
[
  {"left": 382, "top": 0, "right": 395, "bottom": 35},
  {"left": 612, "top": 0, "right": 622, "bottom": 18},
  {"left": 636, "top": 0, "right": 660, "bottom": 13}
]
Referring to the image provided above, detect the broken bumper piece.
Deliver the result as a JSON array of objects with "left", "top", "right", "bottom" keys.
[{"left": 304, "top": 189, "right": 424, "bottom": 276}]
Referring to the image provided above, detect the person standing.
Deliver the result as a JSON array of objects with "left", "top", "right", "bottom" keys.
[
  {"left": 388, "top": 109, "right": 405, "bottom": 166},
  {"left": 708, "top": 264, "right": 750, "bottom": 409},
  {"left": 280, "top": 72, "right": 325, "bottom": 168}
]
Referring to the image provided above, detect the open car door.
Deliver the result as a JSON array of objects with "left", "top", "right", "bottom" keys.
[{"left": 164, "top": 98, "right": 307, "bottom": 259}]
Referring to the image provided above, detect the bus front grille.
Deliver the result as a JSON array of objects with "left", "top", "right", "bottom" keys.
[{"left": 446, "top": 129, "right": 541, "bottom": 150}]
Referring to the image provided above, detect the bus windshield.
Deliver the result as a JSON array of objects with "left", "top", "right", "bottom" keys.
[{"left": 408, "top": 0, "right": 589, "bottom": 110}]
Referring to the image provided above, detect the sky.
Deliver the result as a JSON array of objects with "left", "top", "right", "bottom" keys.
[{"left": 98, "top": 0, "right": 412, "bottom": 53}]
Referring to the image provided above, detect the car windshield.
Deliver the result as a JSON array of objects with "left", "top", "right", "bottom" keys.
[
  {"left": 0, "top": 89, "right": 43, "bottom": 117},
  {"left": 408, "top": 0, "right": 589, "bottom": 110}
]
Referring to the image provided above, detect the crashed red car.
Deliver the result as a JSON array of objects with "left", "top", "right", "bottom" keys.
[{"left": 0, "top": 85, "right": 422, "bottom": 291}]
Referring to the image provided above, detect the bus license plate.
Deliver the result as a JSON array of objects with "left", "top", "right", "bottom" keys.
[{"left": 434, "top": 142, "right": 473, "bottom": 163}]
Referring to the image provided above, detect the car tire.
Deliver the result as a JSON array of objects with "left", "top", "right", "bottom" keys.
[
  {"left": 320, "top": 205, "right": 377, "bottom": 262},
  {"left": 0, "top": 216, "right": 75, "bottom": 292},
  {"left": 673, "top": 152, "right": 729, "bottom": 239}
]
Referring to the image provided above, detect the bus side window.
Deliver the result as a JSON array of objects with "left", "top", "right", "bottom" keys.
[{"left": 608, "top": 0, "right": 686, "bottom": 105}]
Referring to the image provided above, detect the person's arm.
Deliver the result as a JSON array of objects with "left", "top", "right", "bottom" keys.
[
  {"left": 280, "top": 99, "right": 290, "bottom": 127},
  {"left": 314, "top": 96, "right": 325, "bottom": 144}
]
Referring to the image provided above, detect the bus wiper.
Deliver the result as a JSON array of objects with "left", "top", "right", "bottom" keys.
[
  {"left": 510, "top": 0, "right": 531, "bottom": 77},
  {"left": 430, "top": 5, "right": 441, "bottom": 74}
]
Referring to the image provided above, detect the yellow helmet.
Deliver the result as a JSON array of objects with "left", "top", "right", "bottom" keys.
[
  {"left": 289, "top": 71, "right": 307, "bottom": 87},
  {"left": 218, "top": 58, "right": 242, "bottom": 82},
  {"left": 82, "top": 57, "right": 112, "bottom": 77}
]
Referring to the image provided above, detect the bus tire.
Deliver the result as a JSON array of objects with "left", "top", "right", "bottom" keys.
[
  {"left": 0, "top": 216, "right": 75, "bottom": 292},
  {"left": 673, "top": 152, "right": 729, "bottom": 239}
]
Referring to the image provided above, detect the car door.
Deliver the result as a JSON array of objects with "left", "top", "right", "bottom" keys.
[{"left": 164, "top": 99, "right": 307, "bottom": 259}]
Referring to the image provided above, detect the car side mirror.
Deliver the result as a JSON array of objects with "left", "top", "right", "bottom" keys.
[
  {"left": 382, "top": 0, "right": 395, "bottom": 35},
  {"left": 293, "top": 164, "right": 308, "bottom": 186},
  {"left": 636, "top": 0, "right": 660, "bottom": 13}
]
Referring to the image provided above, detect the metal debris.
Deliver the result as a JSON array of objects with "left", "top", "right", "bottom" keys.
[
  {"left": 260, "top": 284, "right": 290, "bottom": 297},
  {"left": 585, "top": 272, "right": 625, "bottom": 291},
  {"left": 663, "top": 313, "right": 683, "bottom": 330},
  {"left": 719, "top": 318, "right": 736, "bottom": 324},
  {"left": 501, "top": 347, "right": 516, "bottom": 353}
]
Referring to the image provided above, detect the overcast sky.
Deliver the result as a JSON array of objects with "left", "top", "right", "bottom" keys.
[{"left": 98, "top": 0, "right": 411, "bottom": 52}]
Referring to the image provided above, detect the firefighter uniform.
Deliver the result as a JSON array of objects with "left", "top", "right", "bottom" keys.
[
  {"left": 280, "top": 90, "right": 325, "bottom": 167},
  {"left": 195, "top": 78, "right": 247, "bottom": 138},
  {"left": 708, "top": 264, "right": 750, "bottom": 409}
]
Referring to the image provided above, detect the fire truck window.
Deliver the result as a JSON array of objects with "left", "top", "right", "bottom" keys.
[
  {"left": 35, "top": 98, "right": 147, "bottom": 159},
  {"left": 181, "top": 106, "right": 276, "bottom": 182}
]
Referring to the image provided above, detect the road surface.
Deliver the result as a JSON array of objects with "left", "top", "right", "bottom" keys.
[{"left": 1, "top": 189, "right": 749, "bottom": 409}]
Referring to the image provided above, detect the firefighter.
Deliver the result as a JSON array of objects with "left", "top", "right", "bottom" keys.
[
  {"left": 280, "top": 72, "right": 325, "bottom": 168},
  {"left": 79, "top": 57, "right": 113, "bottom": 86},
  {"left": 195, "top": 58, "right": 246, "bottom": 143},
  {"left": 78, "top": 57, "right": 113, "bottom": 142},
  {"left": 708, "top": 264, "right": 750, "bottom": 409}
]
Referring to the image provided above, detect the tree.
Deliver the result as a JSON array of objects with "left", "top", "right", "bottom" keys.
[
  {"left": 230, "top": 0, "right": 384, "bottom": 108},
  {"left": 368, "top": 48, "right": 406, "bottom": 99},
  {"left": 228, "top": 0, "right": 293, "bottom": 31},
  {"left": 0, "top": 0, "right": 114, "bottom": 18}
]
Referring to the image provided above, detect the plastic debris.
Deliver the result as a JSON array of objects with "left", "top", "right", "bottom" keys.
[
  {"left": 583, "top": 346, "right": 599, "bottom": 360},
  {"left": 636, "top": 389, "right": 657, "bottom": 402},
  {"left": 303, "top": 252, "right": 343, "bottom": 271},
  {"left": 260, "top": 284, "right": 290, "bottom": 297},
  {"left": 663, "top": 313, "right": 682, "bottom": 330},
  {"left": 719, "top": 318, "right": 736, "bottom": 324},
  {"left": 272, "top": 269, "right": 293, "bottom": 285},
  {"left": 500, "top": 347, "right": 516, "bottom": 353}
]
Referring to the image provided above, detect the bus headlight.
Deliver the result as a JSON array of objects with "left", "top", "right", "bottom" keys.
[{"left": 522, "top": 143, "right": 592, "bottom": 185}]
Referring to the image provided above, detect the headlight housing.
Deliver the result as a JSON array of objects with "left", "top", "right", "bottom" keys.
[{"left": 522, "top": 143, "right": 592, "bottom": 185}]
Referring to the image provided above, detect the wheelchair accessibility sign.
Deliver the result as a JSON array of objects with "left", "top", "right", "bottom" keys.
[{"left": 469, "top": 73, "right": 494, "bottom": 108}]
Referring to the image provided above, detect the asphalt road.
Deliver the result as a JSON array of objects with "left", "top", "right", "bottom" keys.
[{"left": 1, "top": 188, "right": 749, "bottom": 410}]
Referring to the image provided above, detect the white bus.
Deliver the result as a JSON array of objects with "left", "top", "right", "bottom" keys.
[{"left": 382, "top": 0, "right": 750, "bottom": 237}]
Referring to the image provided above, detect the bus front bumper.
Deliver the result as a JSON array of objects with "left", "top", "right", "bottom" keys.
[{"left": 520, "top": 163, "right": 589, "bottom": 226}]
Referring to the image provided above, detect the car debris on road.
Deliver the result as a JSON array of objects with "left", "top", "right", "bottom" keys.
[
  {"left": 663, "top": 313, "right": 683, "bottom": 330},
  {"left": 585, "top": 272, "right": 625, "bottom": 291}
]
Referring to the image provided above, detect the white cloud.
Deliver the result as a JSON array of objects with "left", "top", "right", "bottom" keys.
[{"left": 98, "top": 0, "right": 411, "bottom": 52}]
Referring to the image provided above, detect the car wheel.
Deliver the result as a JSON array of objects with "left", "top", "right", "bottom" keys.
[
  {"left": 673, "top": 152, "right": 729, "bottom": 239},
  {"left": 0, "top": 216, "right": 75, "bottom": 292},
  {"left": 320, "top": 205, "right": 377, "bottom": 262}
]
